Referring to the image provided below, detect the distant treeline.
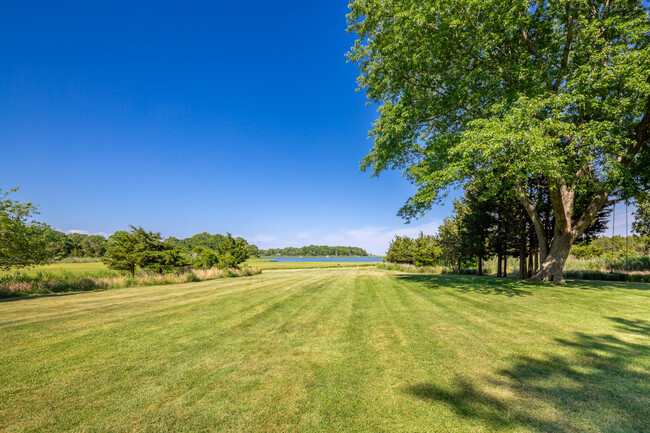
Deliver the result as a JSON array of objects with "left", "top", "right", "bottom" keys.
[
  {"left": 40, "top": 230, "right": 260, "bottom": 261},
  {"left": 45, "top": 231, "right": 108, "bottom": 259},
  {"left": 166, "top": 232, "right": 260, "bottom": 258},
  {"left": 261, "top": 246, "right": 369, "bottom": 257},
  {"left": 570, "top": 236, "right": 648, "bottom": 259}
]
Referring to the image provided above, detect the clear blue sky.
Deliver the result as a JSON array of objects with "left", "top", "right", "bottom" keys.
[
  {"left": 0, "top": 1, "right": 633, "bottom": 254},
  {"left": 0, "top": 0, "right": 452, "bottom": 254}
]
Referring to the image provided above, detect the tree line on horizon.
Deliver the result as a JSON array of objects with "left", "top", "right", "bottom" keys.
[
  {"left": 260, "top": 246, "right": 369, "bottom": 257},
  {"left": 0, "top": 189, "right": 257, "bottom": 274}
]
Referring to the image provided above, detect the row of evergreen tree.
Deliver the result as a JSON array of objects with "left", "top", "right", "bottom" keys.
[{"left": 385, "top": 177, "right": 620, "bottom": 277}]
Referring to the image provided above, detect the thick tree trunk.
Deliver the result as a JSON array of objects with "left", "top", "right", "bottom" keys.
[
  {"left": 530, "top": 231, "right": 573, "bottom": 282},
  {"left": 503, "top": 256, "right": 508, "bottom": 277},
  {"left": 497, "top": 254, "right": 502, "bottom": 278}
]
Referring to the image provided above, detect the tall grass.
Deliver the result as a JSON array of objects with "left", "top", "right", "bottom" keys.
[
  {"left": 56, "top": 256, "right": 104, "bottom": 263},
  {"left": 0, "top": 267, "right": 262, "bottom": 298}
]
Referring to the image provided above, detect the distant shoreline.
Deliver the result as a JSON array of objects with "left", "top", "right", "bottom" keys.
[{"left": 260, "top": 255, "right": 384, "bottom": 259}]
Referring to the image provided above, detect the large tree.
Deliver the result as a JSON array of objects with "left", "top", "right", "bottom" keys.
[
  {"left": 0, "top": 188, "right": 54, "bottom": 270},
  {"left": 348, "top": 0, "right": 650, "bottom": 281}
]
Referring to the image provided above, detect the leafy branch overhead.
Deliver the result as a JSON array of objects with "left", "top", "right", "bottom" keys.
[{"left": 348, "top": 0, "right": 650, "bottom": 281}]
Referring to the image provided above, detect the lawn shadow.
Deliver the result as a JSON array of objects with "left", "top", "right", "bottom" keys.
[
  {"left": 395, "top": 273, "right": 533, "bottom": 297},
  {"left": 405, "top": 317, "right": 650, "bottom": 432},
  {"left": 565, "top": 278, "right": 650, "bottom": 291},
  {"left": 0, "top": 290, "right": 106, "bottom": 303}
]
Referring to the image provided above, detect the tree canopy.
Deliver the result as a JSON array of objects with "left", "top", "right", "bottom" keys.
[
  {"left": 348, "top": 0, "right": 650, "bottom": 281},
  {"left": 103, "top": 226, "right": 188, "bottom": 276},
  {"left": 0, "top": 189, "right": 55, "bottom": 270}
]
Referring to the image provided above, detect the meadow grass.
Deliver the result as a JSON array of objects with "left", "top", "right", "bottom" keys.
[
  {"left": 1, "top": 268, "right": 648, "bottom": 432},
  {"left": 0, "top": 266, "right": 261, "bottom": 298},
  {"left": 0, "top": 261, "right": 111, "bottom": 276}
]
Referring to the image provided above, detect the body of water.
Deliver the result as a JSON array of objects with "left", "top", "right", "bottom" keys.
[{"left": 262, "top": 256, "right": 384, "bottom": 263}]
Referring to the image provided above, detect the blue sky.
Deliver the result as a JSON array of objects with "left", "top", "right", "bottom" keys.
[
  {"left": 0, "top": 1, "right": 635, "bottom": 254},
  {"left": 0, "top": 0, "right": 452, "bottom": 254}
]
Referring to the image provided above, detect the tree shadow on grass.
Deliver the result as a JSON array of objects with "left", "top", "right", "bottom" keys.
[
  {"left": 565, "top": 278, "right": 650, "bottom": 291},
  {"left": 395, "top": 274, "right": 534, "bottom": 297},
  {"left": 405, "top": 317, "right": 650, "bottom": 432},
  {"left": 0, "top": 291, "right": 94, "bottom": 303}
]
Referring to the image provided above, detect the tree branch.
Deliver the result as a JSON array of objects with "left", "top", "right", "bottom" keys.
[
  {"left": 553, "top": 5, "right": 574, "bottom": 91},
  {"left": 519, "top": 25, "right": 555, "bottom": 91}
]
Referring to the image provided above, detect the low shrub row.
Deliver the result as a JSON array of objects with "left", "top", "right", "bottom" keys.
[{"left": 0, "top": 267, "right": 262, "bottom": 298}]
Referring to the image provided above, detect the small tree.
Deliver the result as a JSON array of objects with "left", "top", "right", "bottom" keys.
[
  {"left": 412, "top": 232, "right": 441, "bottom": 267},
  {"left": 103, "top": 230, "right": 141, "bottom": 277},
  {"left": 385, "top": 235, "right": 414, "bottom": 264},
  {"left": 0, "top": 188, "right": 55, "bottom": 270},
  {"left": 215, "top": 233, "right": 250, "bottom": 269},
  {"left": 103, "top": 226, "right": 188, "bottom": 276}
]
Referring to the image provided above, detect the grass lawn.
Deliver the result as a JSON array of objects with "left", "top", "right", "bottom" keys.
[{"left": 1, "top": 268, "right": 648, "bottom": 432}]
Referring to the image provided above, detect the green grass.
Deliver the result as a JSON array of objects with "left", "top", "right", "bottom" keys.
[
  {"left": 0, "top": 261, "right": 112, "bottom": 276},
  {"left": 1, "top": 268, "right": 648, "bottom": 432}
]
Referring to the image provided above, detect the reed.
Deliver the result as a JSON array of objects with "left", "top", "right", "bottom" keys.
[{"left": 0, "top": 266, "right": 262, "bottom": 298}]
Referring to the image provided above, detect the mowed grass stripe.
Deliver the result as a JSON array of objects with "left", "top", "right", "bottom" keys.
[{"left": 1, "top": 268, "right": 648, "bottom": 432}]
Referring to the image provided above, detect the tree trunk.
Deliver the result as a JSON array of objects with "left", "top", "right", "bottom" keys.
[
  {"left": 503, "top": 256, "right": 508, "bottom": 277},
  {"left": 519, "top": 219, "right": 527, "bottom": 279},
  {"left": 530, "top": 231, "right": 573, "bottom": 282},
  {"left": 457, "top": 257, "right": 461, "bottom": 274},
  {"left": 497, "top": 254, "right": 502, "bottom": 278},
  {"left": 477, "top": 255, "right": 483, "bottom": 276}
]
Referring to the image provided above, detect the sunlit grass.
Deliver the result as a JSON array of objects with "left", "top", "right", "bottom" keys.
[{"left": 1, "top": 268, "right": 648, "bottom": 432}]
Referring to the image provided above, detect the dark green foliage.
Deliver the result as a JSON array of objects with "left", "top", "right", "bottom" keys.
[
  {"left": 570, "top": 244, "right": 604, "bottom": 260},
  {"left": 261, "top": 245, "right": 369, "bottom": 257},
  {"left": 0, "top": 188, "right": 56, "bottom": 270},
  {"left": 103, "top": 226, "right": 189, "bottom": 276},
  {"left": 168, "top": 232, "right": 258, "bottom": 266},
  {"left": 572, "top": 236, "right": 648, "bottom": 258},
  {"left": 384, "top": 232, "right": 441, "bottom": 266},
  {"left": 215, "top": 233, "right": 250, "bottom": 269},
  {"left": 191, "top": 246, "right": 219, "bottom": 269},
  {"left": 103, "top": 230, "right": 141, "bottom": 277}
]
